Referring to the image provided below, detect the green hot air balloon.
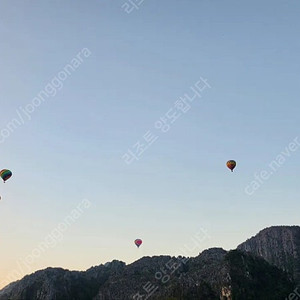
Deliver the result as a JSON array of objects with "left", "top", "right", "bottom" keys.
[{"left": 0, "top": 169, "right": 12, "bottom": 183}]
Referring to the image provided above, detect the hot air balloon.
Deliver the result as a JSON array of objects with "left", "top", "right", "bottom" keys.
[
  {"left": 134, "top": 239, "right": 142, "bottom": 248},
  {"left": 226, "top": 160, "right": 236, "bottom": 172},
  {"left": 0, "top": 169, "right": 12, "bottom": 182}
]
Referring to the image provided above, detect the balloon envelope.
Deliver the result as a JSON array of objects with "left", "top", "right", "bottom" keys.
[
  {"left": 0, "top": 169, "right": 12, "bottom": 182},
  {"left": 226, "top": 160, "right": 236, "bottom": 172},
  {"left": 134, "top": 239, "right": 142, "bottom": 248}
]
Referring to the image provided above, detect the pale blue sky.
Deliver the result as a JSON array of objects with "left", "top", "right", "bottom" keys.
[{"left": 0, "top": 0, "right": 299, "bottom": 286}]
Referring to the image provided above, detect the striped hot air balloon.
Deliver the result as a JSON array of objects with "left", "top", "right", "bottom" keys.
[
  {"left": 226, "top": 160, "right": 236, "bottom": 172},
  {"left": 0, "top": 169, "right": 12, "bottom": 182}
]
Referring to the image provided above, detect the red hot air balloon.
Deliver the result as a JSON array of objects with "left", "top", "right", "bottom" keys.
[
  {"left": 134, "top": 239, "right": 142, "bottom": 248},
  {"left": 226, "top": 160, "right": 236, "bottom": 172}
]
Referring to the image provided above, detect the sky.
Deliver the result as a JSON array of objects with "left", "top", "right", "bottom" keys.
[{"left": 0, "top": 0, "right": 300, "bottom": 288}]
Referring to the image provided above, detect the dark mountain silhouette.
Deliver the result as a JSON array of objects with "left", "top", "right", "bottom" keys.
[
  {"left": 0, "top": 226, "right": 299, "bottom": 300},
  {"left": 238, "top": 225, "right": 300, "bottom": 284}
]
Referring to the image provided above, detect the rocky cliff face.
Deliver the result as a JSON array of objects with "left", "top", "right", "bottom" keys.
[
  {"left": 0, "top": 261, "right": 126, "bottom": 300},
  {"left": 0, "top": 248, "right": 294, "bottom": 300},
  {"left": 237, "top": 226, "right": 300, "bottom": 283}
]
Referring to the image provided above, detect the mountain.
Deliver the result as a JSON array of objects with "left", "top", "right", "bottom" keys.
[
  {"left": 0, "top": 226, "right": 298, "bottom": 300},
  {"left": 237, "top": 225, "right": 300, "bottom": 284}
]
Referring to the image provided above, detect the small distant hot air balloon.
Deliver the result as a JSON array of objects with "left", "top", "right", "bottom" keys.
[
  {"left": 0, "top": 169, "right": 12, "bottom": 182},
  {"left": 226, "top": 160, "right": 236, "bottom": 172},
  {"left": 134, "top": 239, "right": 142, "bottom": 248}
]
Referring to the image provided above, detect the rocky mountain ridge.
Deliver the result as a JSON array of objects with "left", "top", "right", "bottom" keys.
[
  {"left": 0, "top": 225, "right": 299, "bottom": 300},
  {"left": 238, "top": 225, "right": 300, "bottom": 283}
]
